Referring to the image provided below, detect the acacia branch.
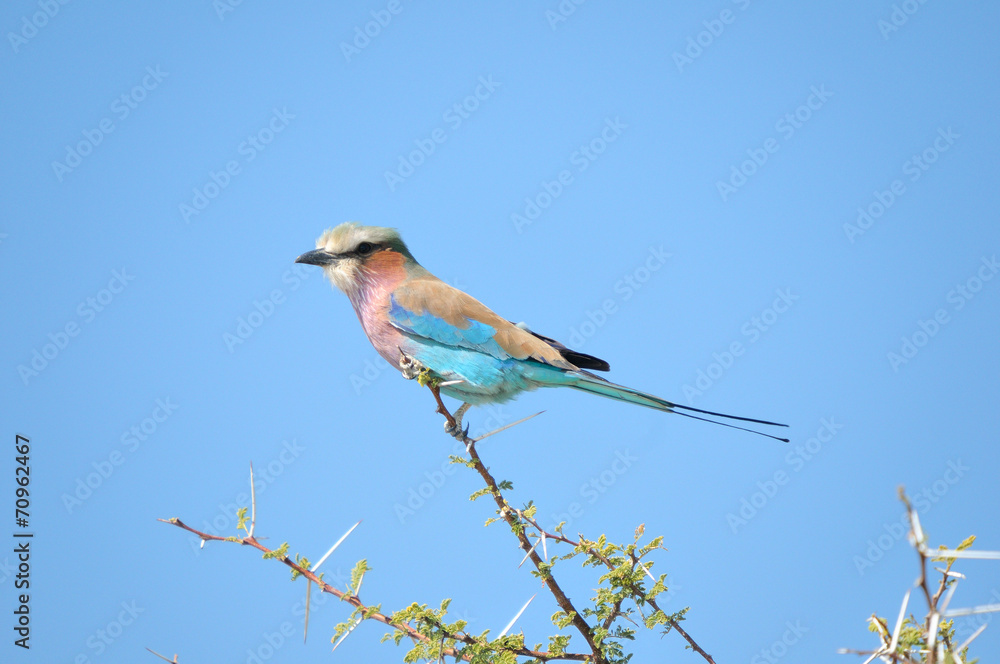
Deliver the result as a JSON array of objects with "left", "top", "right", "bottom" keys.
[
  {"left": 458, "top": 432, "right": 606, "bottom": 662},
  {"left": 842, "top": 489, "right": 994, "bottom": 663},
  {"left": 514, "top": 511, "right": 716, "bottom": 664},
  {"left": 157, "top": 518, "right": 588, "bottom": 662},
  {"left": 436, "top": 393, "right": 716, "bottom": 664}
]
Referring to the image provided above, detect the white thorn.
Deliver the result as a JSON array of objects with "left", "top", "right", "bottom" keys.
[
  {"left": 354, "top": 570, "right": 365, "bottom": 598},
  {"left": 249, "top": 461, "right": 257, "bottom": 537},
  {"left": 860, "top": 648, "right": 886, "bottom": 664},
  {"left": 934, "top": 567, "right": 966, "bottom": 578},
  {"left": 518, "top": 540, "right": 539, "bottom": 568},
  {"left": 331, "top": 618, "right": 362, "bottom": 653},
  {"left": 637, "top": 560, "right": 657, "bottom": 584},
  {"left": 909, "top": 508, "right": 925, "bottom": 548},
  {"left": 498, "top": 594, "right": 536, "bottom": 638},
  {"left": 304, "top": 581, "right": 312, "bottom": 644},
  {"left": 943, "top": 602, "right": 1000, "bottom": 618},
  {"left": 932, "top": 548, "right": 1000, "bottom": 560},
  {"left": 473, "top": 411, "right": 545, "bottom": 443},
  {"left": 889, "top": 589, "right": 910, "bottom": 653},
  {"left": 315, "top": 520, "right": 362, "bottom": 572},
  {"left": 957, "top": 623, "right": 987, "bottom": 652},
  {"left": 939, "top": 578, "right": 959, "bottom": 615},
  {"left": 927, "top": 611, "right": 940, "bottom": 652}
]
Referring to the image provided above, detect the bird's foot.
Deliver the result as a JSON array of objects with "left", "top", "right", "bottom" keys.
[
  {"left": 445, "top": 403, "right": 472, "bottom": 440},
  {"left": 444, "top": 420, "right": 469, "bottom": 440},
  {"left": 398, "top": 347, "right": 430, "bottom": 382}
]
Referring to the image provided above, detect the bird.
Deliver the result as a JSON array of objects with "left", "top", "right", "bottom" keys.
[{"left": 295, "top": 223, "right": 788, "bottom": 442}]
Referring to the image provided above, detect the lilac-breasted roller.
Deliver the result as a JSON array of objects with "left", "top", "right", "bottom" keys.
[{"left": 295, "top": 223, "right": 788, "bottom": 441}]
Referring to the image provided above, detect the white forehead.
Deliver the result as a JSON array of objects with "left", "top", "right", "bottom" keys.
[{"left": 316, "top": 222, "right": 404, "bottom": 254}]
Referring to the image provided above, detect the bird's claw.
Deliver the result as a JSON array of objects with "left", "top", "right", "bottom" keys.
[
  {"left": 444, "top": 419, "right": 470, "bottom": 440},
  {"left": 399, "top": 347, "right": 434, "bottom": 383},
  {"left": 444, "top": 402, "right": 473, "bottom": 440}
]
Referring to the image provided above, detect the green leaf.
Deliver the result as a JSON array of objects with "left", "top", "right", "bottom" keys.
[
  {"left": 469, "top": 487, "right": 492, "bottom": 502},
  {"left": 236, "top": 506, "right": 249, "bottom": 533},
  {"left": 291, "top": 554, "right": 311, "bottom": 580},
  {"left": 350, "top": 559, "right": 370, "bottom": 594},
  {"left": 262, "top": 542, "right": 289, "bottom": 560}
]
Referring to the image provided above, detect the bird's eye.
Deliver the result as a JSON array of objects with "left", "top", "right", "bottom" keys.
[{"left": 356, "top": 242, "right": 374, "bottom": 255}]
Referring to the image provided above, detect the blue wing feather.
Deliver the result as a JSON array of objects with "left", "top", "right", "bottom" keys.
[{"left": 388, "top": 294, "right": 511, "bottom": 360}]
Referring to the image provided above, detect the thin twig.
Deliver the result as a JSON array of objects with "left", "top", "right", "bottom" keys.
[
  {"left": 428, "top": 384, "right": 457, "bottom": 430},
  {"left": 248, "top": 461, "right": 257, "bottom": 538},
  {"left": 145, "top": 647, "right": 179, "bottom": 663}
]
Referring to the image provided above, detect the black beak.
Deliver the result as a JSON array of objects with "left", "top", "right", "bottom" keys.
[{"left": 295, "top": 249, "right": 337, "bottom": 266}]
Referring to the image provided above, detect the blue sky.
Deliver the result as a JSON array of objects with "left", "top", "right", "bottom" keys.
[{"left": 2, "top": 2, "right": 999, "bottom": 662}]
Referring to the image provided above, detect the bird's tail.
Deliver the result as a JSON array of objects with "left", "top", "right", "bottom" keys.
[{"left": 563, "top": 371, "right": 789, "bottom": 442}]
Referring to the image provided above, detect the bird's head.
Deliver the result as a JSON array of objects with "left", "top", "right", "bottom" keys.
[{"left": 295, "top": 222, "right": 415, "bottom": 296}]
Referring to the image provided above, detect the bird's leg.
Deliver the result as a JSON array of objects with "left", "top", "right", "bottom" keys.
[
  {"left": 400, "top": 348, "right": 447, "bottom": 392},
  {"left": 399, "top": 347, "right": 471, "bottom": 439},
  {"left": 397, "top": 347, "right": 425, "bottom": 380},
  {"left": 445, "top": 402, "right": 472, "bottom": 439}
]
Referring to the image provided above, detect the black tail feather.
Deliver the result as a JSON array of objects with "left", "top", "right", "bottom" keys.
[
  {"left": 669, "top": 403, "right": 788, "bottom": 429},
  {"left": 671, "top": 410, "right": 790, "bottom": 443},
  {"left": 568, "top": 371, "right": 789, "bottom": 441}
]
